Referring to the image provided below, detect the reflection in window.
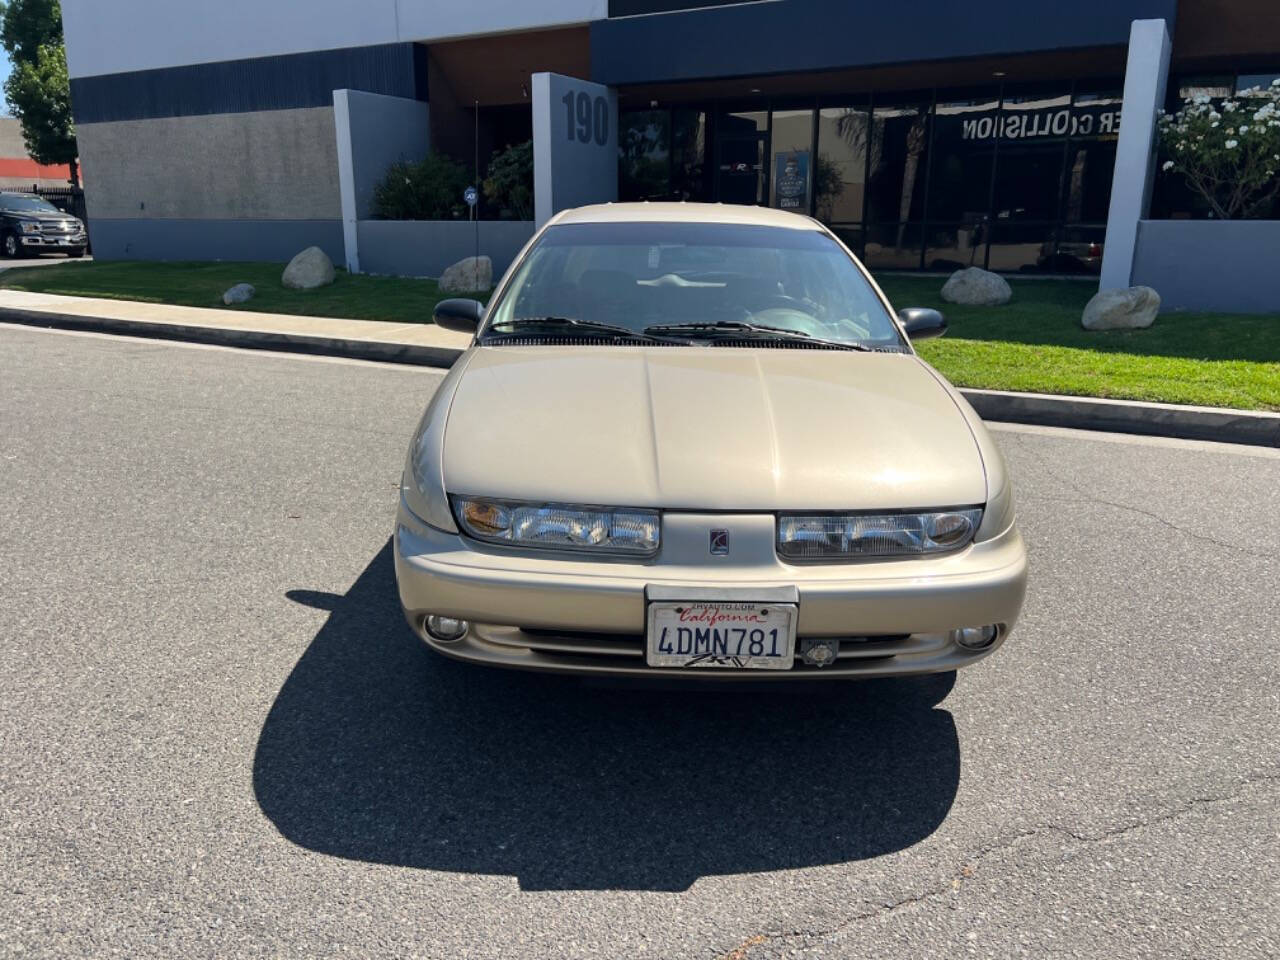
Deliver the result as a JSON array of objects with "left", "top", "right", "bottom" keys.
[
  {"left": 929, "top": 93, "right": 998, "bottom": 223},
  {"left": 994, "top": 89, "right": 1071, "bottom": 223},
  {"left": 1237, "top": 73, "right": 1280, "bottom": 94},
  {"left": 1063, "top": 89, "right": 1122, "bottom": 223},
  {"left": 619, "top": 110, "right": 670, "bottom": 201},
  {"left": 719, "top": 108, "right": 767, "bottom": 136},
  {"left": 672, "top": 109, "right": 707, "bottom": 201},
  {"left": 925, "top": 222, "right": 988, "bottom": 272},
  {"left": 863, "top": 222, "right": 924, "bottom": 271},
  {"left": 815, "top": 106, "right": 868, "bottom": 224},
  {"left": 986, "top": 222, "right": 1059, "bottom": 274},
  {"left": 1178, "top": 77, "right": 1233, "bottom": 99},
  {"left": 867, "top": 99, "right": 930, "bottom": 224},
  {"left": 769, "top": 109, "right": 814, "bottom": 211}
]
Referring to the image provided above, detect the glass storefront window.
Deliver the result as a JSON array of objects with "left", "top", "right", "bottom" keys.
[
  {"left": 1237, "top": 73, "right": 1280, "bottom": 95},
  {"left": 619, "top": 110, "right": 670, "bottom": 201},
  {"left": 986, "top": 222, "right": 1058, "bottom": 274},
  {"left": 769, "top": 109, "right": 814, "bottom": 212},
  {"left": 1178, "top": 77, "right": 1233, "bottom": 99},
  {"left": 928, "top": 92, "right": 999, "bottom": 224},
  {"left": 715, "top": 105, "right": 768, "bottom": 205},
  {"left": 925, "top": 223, "right": 988, "bottom": 272},
  {"left": 815, "top": 106, "right": 868, "bottom": 224},
  {"left": 993, "top": 88, "right": 1071, "bottom": 224},
  {"left": 1062, "top": 88, "right": 1122, "bottom": 223},
  {"left": 719, "top": 108, "right": 767, "bottom": 136},
  {"left": 862, "top": 222, "right": 924, "bottom": 271},
  {"left": 866, "top": 97, "right": 930, "bottom": 224},
  {"left": 671, "top": 109, "right": 707, "bottom": 201}
]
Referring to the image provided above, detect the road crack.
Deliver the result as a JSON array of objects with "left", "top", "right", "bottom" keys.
[{"left": 720, "top": 771, "right": 1280, "bottom": 959}]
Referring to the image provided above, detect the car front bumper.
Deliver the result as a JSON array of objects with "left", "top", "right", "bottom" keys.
[
  {"left": 394, "top": 499, "right": 1028, "bottom": 680},
  {"left": 19, "top": 234, "right": 86, "bottom": 248}
]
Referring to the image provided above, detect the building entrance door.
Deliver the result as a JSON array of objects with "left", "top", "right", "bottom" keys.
[{"left": 714, "top": 106, "right": 767, "bottom": 205}]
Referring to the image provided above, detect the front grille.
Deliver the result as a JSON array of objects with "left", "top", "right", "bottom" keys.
[{"left": 510, "top": 628, "right": 927, "bottom": 664}]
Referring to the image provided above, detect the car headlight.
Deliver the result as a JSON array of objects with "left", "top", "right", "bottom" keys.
[
  {"left": 777, "top": 509, "right": 982, "bottom": 559},
  {"left": 453, "top": 497, "right": 660, "bottom": 555},
  {"left": 18, "top": 221, "right": 41, "bottom": 234}
]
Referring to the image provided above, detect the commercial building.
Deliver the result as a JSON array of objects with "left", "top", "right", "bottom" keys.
[
  {"left": 0, "top": 118, "right": 77, "bottom": 190},
  {"left": 62, "top": 1, "right": 1280, "bottom": 306}
]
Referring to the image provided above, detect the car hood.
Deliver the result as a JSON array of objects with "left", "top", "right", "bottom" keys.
[{"left": 441, "top": 346, "right": 987, "bottom": 511}]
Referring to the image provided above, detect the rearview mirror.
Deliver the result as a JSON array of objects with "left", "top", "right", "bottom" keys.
[
  {"left": 897, "top": 307, "right": 947, "bottom": 341},
  {"left": 433, "top": 298, "right": 485, "bottom": 334}
]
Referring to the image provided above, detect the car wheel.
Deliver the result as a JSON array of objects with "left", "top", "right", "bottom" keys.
[{"left": 2, "top": 232, "right": 20, "bottom": 259}]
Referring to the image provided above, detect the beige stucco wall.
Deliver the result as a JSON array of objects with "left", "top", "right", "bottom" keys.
[{"left": 77, "top": 107, "right": 341, "bottom": 221}]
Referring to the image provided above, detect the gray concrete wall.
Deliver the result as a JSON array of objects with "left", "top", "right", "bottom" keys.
[
  {"left": 88, "top": 218, "right": 344, "bottom": 263},
  {"left": 336, "top": 90, "right": 430, "bottom": 220},
  {"left": 1132, "top": 219, "right": 1280, "bottom": 313},
  {"left": 77, "top": 107, "right": 341, "bottom": 222},
  {"left": 357, "top": 219, "right": 534, "bottom": 278}
]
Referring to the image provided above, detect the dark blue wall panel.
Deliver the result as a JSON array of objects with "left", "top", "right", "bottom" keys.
[
  {"left": 71, "top": 43, "right": 427, "bottom": 125},
  {"left": 592, "top": 0, "right": 1180, "bottom": 85},
  {"left": 89, "top": 218, "right": 344, "bottom": 263}
]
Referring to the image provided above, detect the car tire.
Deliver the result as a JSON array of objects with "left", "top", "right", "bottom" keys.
[
  {"left": 67, "top": 249, "right": 85, "bottom": 259},
  {"left": 1, "top": 231, "right": 21, "bottom": 259}
]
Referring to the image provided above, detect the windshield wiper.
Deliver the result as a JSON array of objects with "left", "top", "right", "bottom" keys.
[
  {"left": 644, "top": 320, "right": 873, "bottom": 352},
  {"left": 485, "top": 316, "right": 676, "bottom": 343}
]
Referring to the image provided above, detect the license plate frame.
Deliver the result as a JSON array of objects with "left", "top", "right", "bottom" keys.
[{"left": 645, "top": 600, "right": 798, "bottom": 670}]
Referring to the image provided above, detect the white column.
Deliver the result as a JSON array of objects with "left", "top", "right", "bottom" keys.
[
  {"left": 333, "top": 89, "right": 360, "bottom": 274},
  {"left": 1099, "top": 19, "right": 1171, "bottom": 290}
]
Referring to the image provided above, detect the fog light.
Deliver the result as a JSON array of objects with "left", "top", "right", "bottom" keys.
[
  {"left": 800, "top": 638, "right": 839, "bottom": 668},
  {"left": 424, "top": 614, "right": 468, "bottom": 642},
  {"left": 951, "top": 625, "right": 998, "bottom": 650}
]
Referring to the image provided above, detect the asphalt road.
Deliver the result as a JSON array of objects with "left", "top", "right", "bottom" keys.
[{"left": 2, "top": 325, "right": 1277, "bottom": 959}]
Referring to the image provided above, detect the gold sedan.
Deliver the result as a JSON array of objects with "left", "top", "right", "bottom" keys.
[{"left": 394, "top": 203, "right": 1027, "bottom": 679}]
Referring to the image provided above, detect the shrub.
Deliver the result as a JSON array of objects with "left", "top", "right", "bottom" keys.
[
  {"left": 1158, "top": 80, "right": 1280, "bottom": 219},
  {"left": 372, "top": 153, "right": 470, "bottom": 220},
  {"left": 483, "top": 140, "right": 534, "bottom": 220}
]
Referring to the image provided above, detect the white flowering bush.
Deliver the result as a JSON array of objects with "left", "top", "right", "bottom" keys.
[{"left": 1158, "top": 79, "right": 1280, "bottom": 218}]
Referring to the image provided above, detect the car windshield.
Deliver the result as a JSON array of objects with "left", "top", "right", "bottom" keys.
[
  {"left": 483, "top": 221, "right": 904, "bottom": 349},
  {"left": 0, "top": 195, "right": 61, "bottom": 214}
]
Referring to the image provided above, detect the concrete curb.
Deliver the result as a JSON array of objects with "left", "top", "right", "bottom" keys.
[
  {"left": 0, "top": 306, "right": 461, "bottom": 369},
  {"left": 5, "top": 305, "right": 1277, "bottom": 448},
  {"left": 961, "top": 388, "right": 1280, "bottom": 448}
]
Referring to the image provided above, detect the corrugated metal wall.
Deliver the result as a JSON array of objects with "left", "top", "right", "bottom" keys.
[{"left": 70, "top": 43, "right": 428, "bottom": 124}]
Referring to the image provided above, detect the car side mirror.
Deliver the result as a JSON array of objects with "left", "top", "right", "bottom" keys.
[
  {"left": 433, "top": 298, "right": 485, "bottom": 334},
  {"left": 898, "top": 307, "right": 947, "bottom": 341}
]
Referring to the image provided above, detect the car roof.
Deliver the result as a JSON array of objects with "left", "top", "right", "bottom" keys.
[{"left": 550, "top": 202, "right": 820, "bottom": 230}]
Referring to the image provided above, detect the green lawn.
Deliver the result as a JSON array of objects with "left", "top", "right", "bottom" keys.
[
  {"left": 0, "top": 260, "right": 464, "bottom": 325},
  {"left": 2, "top": 260, "right": 1277, "bottom": 410},
  {"left": 876, "top": 276, "right": 1280, "bottom": 411}
]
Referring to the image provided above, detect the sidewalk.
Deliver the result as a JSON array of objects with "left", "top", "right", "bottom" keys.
[
  {"left": 0, "top": 289, "right": 471, "bottom": 366},
  {"left": 2, "top": 289, "right": 1277, "bottom": 447}
]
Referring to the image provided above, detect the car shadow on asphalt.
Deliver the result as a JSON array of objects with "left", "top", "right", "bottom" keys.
[{"left": 253, "top": 540, "right": 961, "bottom": 892}]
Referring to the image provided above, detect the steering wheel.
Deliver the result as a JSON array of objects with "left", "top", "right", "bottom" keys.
[{"left": 753, "top": 294, "right": 813, "bottom": 314}]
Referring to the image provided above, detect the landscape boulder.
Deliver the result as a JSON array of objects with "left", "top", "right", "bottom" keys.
[
  {"left": 282, "top": 246, "right": 335, "bottom": 290},
  {"left": 1081, "top": 286, "right": 1160, "bottom": 331},
  {"left": 940, "top": 267, "right": 1013, "bottom": 306},
  {"left": 222, "top": 283, "right": 255, "bottom": 305},
  {"left": 439, "top": 255, "right": 493, "bottom": 293}
]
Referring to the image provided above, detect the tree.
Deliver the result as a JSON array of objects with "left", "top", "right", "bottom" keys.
[
  {"left": 1158, "top": 81, "right": 1280, "bottom": 219},
  {"left": 372, "top": 154, "right": 470, "bottom": 220},
  {"left": 482, "top": 140, "right": 533, "bottom": 220},
  {"left": 1, "top": 0, "right": 78, "bottom": 185}
]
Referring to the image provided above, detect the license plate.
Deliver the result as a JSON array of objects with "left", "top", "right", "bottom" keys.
[{"left": 646, "top": 601, "right": 797, "bottom": 670}]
